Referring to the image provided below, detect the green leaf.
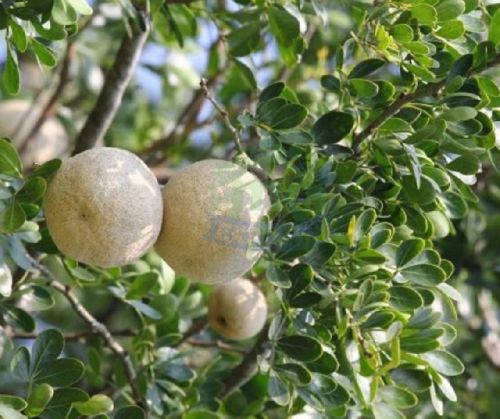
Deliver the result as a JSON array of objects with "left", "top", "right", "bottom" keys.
[
  {"left": 10, "top": 19, "right": 28, "bottom": 52},
  {"left": 33, "top": 358, "right": 85, "bottom": 386},
  {"left": 354, "top": 209, "right": 377, "bottom": 243},
  {"left": 372, "top": 402, "right": 405, "bottom": 419},
  {"left": 363, "top": 311, "right": 395, "bottom": 329},
  {"left": 489, "top": 9, "right": 500, "bottom": 45},
  {"left": 31, "top": 329, "right": 64, "bottom": 376},
  {"left": 52, "top": 0, "right": 78, "bottom": 25},
  {"left": 312, "top": 111, "right": 354, "bottom": 145},
  {"left": 277, "top": 335, "right": 323, "bottom": 362},
  {"left": 266, "top": 264, "right": 291, "bottom": 288},
  {"left": 0, "top": 200, "right": 26, "bottom": 233},
  {"left": 274, "top": 363, "right": 312, "bottom": 385},
  {"left": 349, "top": 79, "right": 379, "bottom": 98},
  {"left": 11, "top": 347, "right": 30, "bottom": 381},
  {"left": 31, "top": 159, "right": 62, "bottom": 179},
  {"left": 436, "top": 20, "right": 465, "bottom": 39},
  {"left": 259, "top": 82, "right": 285, "bottom": 102},
  {"left": 0, "top": 138, "right": 22, "bottom": 178},
  {"left": 289, "top": 292, "right": 322, "bottom": 308},
  {"left": 307, "top": 351, "right": 339, "bottom": 374},
  {"left": 277, "top": 235, "right": 315, "bottom": 260},
  {"left": 184, "top": 410, "right": 220, "bottom": 419},
  {"left": 436, "top": 0, "right": 465, "bottom": 21},
  {"left": 399, "top": 264, "right": 446, "bottom": 286},
  {"left": 420, "top": 350, "right": 465, "bottom": 376},
  {"left": 3, "top": 46, "right": 20, "bottom": 95},
  {"left": 233, "top": 59, "right": 256, "bottom": 90},
  {"left": 396, "top": 239, "right": 425, "bottom": 267},
  {"left": 40, "top": 388, "right": 88, "bottom": 419},
  {"left": 391, "top": 24, "right": 414, "bottom": 42},
  {"left": 440, "top": 106, "right": 477, "bottom": 121},
  {"left": 408, "top": 307, "right": 441, "bottom": 329},
  {"left": 114, "top": 406, "right": 145, "bottom": 419},
  {"left": 26, "top": 384, "right": 54, "bottom": 418},
  {"left": 411, "top": 4, "right": 437, "bottom": 26},
  {"left": 269, "top": 104, "right": 308, "bottom": 130},
  {"left": 321, "top": 75, "right": 340, "bottom": 92},
  {"left": 378, "top": 385, "right": 417, "bottom": 408},
  {"left": 268, "top": 371, "right": 290, "bottom": 406},
  {"left": 401, "top": 175, "right": 436, "bottom": 206},
  {"left": 17, "top": 177, "right": 47, "bottom": 203},
  {"left": 268, "top": 5, "right": 300, "bottom": 44},
  {"left": 401, "top": 329, "right": 442, "bottom": 353},
  {"left": 391, "top": 368, "right": 432, "bottom": 392},
  {"left": 0, "top": 403, "right": 27, "bottom": 419},
  {"left": 446, "top": 153, "right": 480, "bottom": 175},
  {"left": 0, "top": 395, "right": 27, "bottom": 411},
  {"left": 126, "top": 272, "right": 158, "bottom": 300},
  {"left": 66, "top": 0, "right": 92, "bottom": 15},
  {"left": 31, "top": 39, "right": 57, "bottom": 67},
  {"left": 74, "top": 395, "right": 113, "bottom": 416},
  {"left": 228, "top": 22, "right": 262, "bottom": 57},
  {"left": 389, "top": 287, "right": 423, "bottom": 311},
  {"left": 348, "top": 58, "right": 385, "bottom": 78}
]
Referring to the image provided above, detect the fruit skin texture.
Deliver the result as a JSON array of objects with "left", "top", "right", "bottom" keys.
[
  {"left": 0, "top": 100, "right": 67, "bottom": 166},
  {"left": 208, "top": 278, "right": 268, "bottom": 340},
  {"left": 155, "top": 159, "right": 270, "bottom": 284},
  {"left": 44, "top": 147, "right": 163, "bottom": 268}
]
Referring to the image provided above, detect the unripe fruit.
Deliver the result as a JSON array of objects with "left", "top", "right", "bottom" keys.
[
  {"left": 208, "top": 278, "right": 267, "bottom": 340},
  {"left": 155, "top": 159, "right": 270, "bottom": 284},
  {"left": 44, "top": 147, "right": 163, "bottom": 267},
  {"left": 0, "top": 100, "right": 67, "bottom": 166}
]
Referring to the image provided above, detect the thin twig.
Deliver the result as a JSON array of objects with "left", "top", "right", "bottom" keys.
[
  {"left": 186, "top": 339, "right": 247, "bottom": 353},
  {"left": 72, "top": 11, "right": 150, "bottom": 155},
  {"left": 139, "top": 37, "right": 225, "bottom": 163},
  {"left": 18, "top": 42, "right": 76, "bottom": 155},
  {"left": 351, "top": 53, "right": 500, "bottom": 151},
  {"left": 197, "top": 78, "right": 270, "bottom": 182},
  {"left": 173, "top": 317, "right": 207, "bottom": 347},
  {"left": 32, "top": 260, "right": 144, "bottom": 405},
  {"left": 220, "top": 325, "right": 269, "bottom": 399},
  {"left": 199, "top": 77, "right": 244, "bottom": 154}
]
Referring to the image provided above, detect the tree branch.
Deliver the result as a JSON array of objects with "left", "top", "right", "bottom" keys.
[
  {"left": 220, "top": 326, "right": 269, "bottom": 399},
  {"left": 351, "top": 53, "right": 500, "bottom": 151},
  {"left": 18, "top": 42, "right": 75, "bottom": 156},
  {"left": 199, "top": 77, "right": 244, "bottom": 154},
  {"left": 173, "top": 317, "right": 207, "bottom": 347},
  {"left": 72, "top": 12, "right": 150, "bottom": 155},
  {"left": 32, "top": 260, "right": 144, "bottom": 405},
  {"left": 186, "top": 339, "right": 246, "bottom": 353}
]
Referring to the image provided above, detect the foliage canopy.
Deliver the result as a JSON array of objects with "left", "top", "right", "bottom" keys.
[{"left": 0, "top": 0, "right": 499, "bottom": 418}]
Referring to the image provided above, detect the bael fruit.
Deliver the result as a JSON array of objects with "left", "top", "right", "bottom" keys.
[
  {"left": 208, "top": 278, "right": 268, "bottom": 340},
  {"left": 43, "top": 147, "right": 163, "bottom": 267},
  {"left": 155, "top": 159, "right": 270, "bottom": 284}
]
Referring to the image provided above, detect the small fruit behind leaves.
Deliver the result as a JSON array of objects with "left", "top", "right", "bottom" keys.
[
  {"left": 208, "top": 278, "right": 267, "bottom": 340},
  {"left": 44, "top": 147, "right": 163, "bottom": 267},
  {"left": 155, "top": 159, "right": 270, "bottom": 284}
]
